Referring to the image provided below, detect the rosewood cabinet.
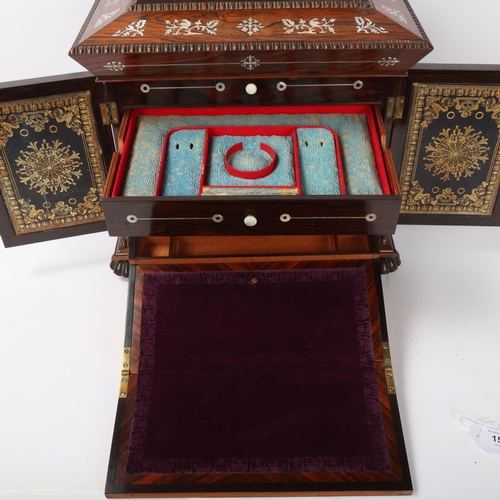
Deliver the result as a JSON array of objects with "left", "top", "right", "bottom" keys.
[{"left": 1, "top": 1, "right": 500, "bottom": 498}]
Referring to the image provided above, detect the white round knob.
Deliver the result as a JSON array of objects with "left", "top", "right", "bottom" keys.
[
  {"left": 245, "top": 83, "right": 258, "bottom": 95},
  {"left": 244, "top": 215, "right": 258, "bottom": 227}
]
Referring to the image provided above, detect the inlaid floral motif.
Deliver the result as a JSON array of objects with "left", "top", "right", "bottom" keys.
[
  {"left": 95, "top": 9, "right": 120, "bottom": 28},
  {"left": 355, "top": 17, "right": 388, "bottom": 34},
  {"left": 104, "top": 61, "right": 125, "bottom": 71},
  {"left": 237, "top": 18, "right": 264, "bottom": 36},
  {"left": 164, "top": 19, "right": 218, "bottom": 36},
  {"left": 282, "top": 18, "right": 336, "bottom": 34},
  {"left": 378, "top": 57, "right": 400, "bottom": 66},
  {"left": 424, "top": 126, "right": 490, "bottom": 182},
  {"left": 16, "top": 140, "right": 83, "bottom": 196},
  {"left": 381, "top": 5, "right": 408, "bottom": 24},
  {"left": 113, "top": 20, "right": 146, "bottom": 37}
]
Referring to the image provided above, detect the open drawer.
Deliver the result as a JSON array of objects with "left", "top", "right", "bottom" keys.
[
  {"left": 102, "top": 104, "right": 401, "bottom": 238},
  {"left": 105, "top": 235, "right": 410, "bottom": 496}
]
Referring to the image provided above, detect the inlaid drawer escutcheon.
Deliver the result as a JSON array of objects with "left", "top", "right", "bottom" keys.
[
  {"left": 280, "top": 213, "right": 377, "bottom": 222},
  {"left": 126, "top": 214, "right": 224, "bottom": 224},
  {"left": 277, "top": 80, "right": 363, "bottom": 91}
]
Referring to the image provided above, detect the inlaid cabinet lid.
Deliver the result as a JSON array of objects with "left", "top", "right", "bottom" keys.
[{"left": 69, "top": 0, "right": 433, "bottom": 80}]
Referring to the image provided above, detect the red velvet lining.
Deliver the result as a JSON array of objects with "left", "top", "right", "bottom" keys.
[
  {"left": 112, "top": 110, "right": 140, "bottom": 197},
  {"left": 113, "top": 105, "right": 389, "bottom": 197},
  {"left": 224, "top": 142, "right": 277, "bottom": 180}
]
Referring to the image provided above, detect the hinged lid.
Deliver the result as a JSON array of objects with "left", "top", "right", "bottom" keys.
[
  {"left": 70, "top": 0, "right": 433, "bottom": 80},
  {"left": 106, "top": 244, "right": 411, "bottom": 496}
]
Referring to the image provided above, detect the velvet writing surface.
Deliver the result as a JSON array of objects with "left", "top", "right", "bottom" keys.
[{"left": 128, "top": 268, "right": 389, "bottom": 475}]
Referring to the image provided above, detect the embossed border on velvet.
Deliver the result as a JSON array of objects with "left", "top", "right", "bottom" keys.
[{"left": 127, "top": 267, "right": 390, "bottom": 475}]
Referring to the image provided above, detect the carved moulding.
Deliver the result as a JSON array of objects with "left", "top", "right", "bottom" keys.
[
  {"left": 374, "top": 234, "right": 401, "bottom": 274},
  {"left": 70, "top": 0, "right": 432, "bottom": 78},
  {"left": 400, "top": 83, "right": 500, "bottom": 216},
  {"left": 0, "top": 92, "right": 106, "bottom": 236},
  {"left": 110, "top": 236, "right": 130, "bottom": 278}
]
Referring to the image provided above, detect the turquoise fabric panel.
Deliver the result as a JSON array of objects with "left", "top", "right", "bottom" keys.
[
  {"left": 122, "top": 116, "right": 166, "bottom": 196},
  {"left": 296, "top": 128, "right": 340, "bottom": 195},
  {"left": 208, "top": 135, "right": 294, "bottom": 187},
  {"left": 162, "top": 129, "right": 206, "bottom": 196},
  {"left": 334, "top": 115, "right": 382, "bottom": 195},
  {"left": 122, "top": 112, "right": 382, "bottom": 196}
]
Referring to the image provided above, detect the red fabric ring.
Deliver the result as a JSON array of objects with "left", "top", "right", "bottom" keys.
[{"left": 224, "top": 142, "right": 277, "bottom": 179}]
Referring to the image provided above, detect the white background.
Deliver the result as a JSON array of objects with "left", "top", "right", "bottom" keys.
[{"left": 0, "top": 1, "right": 499, "bottom": 499}]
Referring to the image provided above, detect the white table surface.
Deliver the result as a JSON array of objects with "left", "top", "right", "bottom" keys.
[{"left": 1, "top": 1, "right": 499, "bottom": 499}]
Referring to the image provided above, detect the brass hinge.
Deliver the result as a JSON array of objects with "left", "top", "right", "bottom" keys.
[
  {"left": 119, "top": 347, "right": 131, "bottom": 399},
  {"left": 100, "top": 102, "right": 120, "bottom": 125},
  {"left": 382, "top": 342, "right": 396, "bottom": 395},
  {"left": 386, "top": 97, "right": 405, "bottom": 120}
]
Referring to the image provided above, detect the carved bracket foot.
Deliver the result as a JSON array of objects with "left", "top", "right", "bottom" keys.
[
  {"left": 377, "top": 235, "right": 401, "bottom": 274},
  {"left": 110, "top": 237, "right": 130, "bottom": 278}
]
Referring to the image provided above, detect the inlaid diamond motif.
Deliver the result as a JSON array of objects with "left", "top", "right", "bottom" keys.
[{"left": 241, "top": 55, "right": 261, "bottom": 70}]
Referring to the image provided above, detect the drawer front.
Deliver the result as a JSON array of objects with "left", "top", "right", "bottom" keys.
[
  {"left": 104, "top": 103, "right": 400, "bottom": 237},
  {"left": 102, "top": 196, "right": 401, "bottom": 237},
  {"left": 112, "top": 77, "right": 397, "bottom": 109}
]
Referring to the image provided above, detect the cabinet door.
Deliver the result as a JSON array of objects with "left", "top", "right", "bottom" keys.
[
  {"left": 0, "top": 72, "right": 113, "bottom": 247},
  {"left": 391, "top": 63, "right": 500, "bottom": 226}
]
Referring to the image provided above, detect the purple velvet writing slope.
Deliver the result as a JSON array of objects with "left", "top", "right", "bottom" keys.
[{"left": 127, "top": 268, "right": 390, "bottom": 474}]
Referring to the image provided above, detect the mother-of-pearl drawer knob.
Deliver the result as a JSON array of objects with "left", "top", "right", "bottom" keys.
[
  {"left": 244, "top": 215, "right": 258, "bottom": 227},
  {"left": 245, "top": 83, "right": 258, "bottom": 95}
]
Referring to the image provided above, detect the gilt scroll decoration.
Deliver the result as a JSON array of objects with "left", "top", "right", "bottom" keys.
[
  {"left": 400, "top": 84, "right": 500, "bottom": 216},
  {"left": 0, "top": 92, "right": 106, "bottom": 235}
]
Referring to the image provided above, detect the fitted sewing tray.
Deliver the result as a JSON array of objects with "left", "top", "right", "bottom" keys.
[
  {"left": 104, "top": 233, "right": 410, "bottom": 497},
  {"left": 101, "top": 99, "right": 401, "bottom": 238}
]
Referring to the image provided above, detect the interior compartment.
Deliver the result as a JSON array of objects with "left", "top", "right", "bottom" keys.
[
  {"left": 136, "top": 234, "right": 372, "bottom": 259},
  {"left": 111, "top": 105, "right": 394, "bottom": 198}
]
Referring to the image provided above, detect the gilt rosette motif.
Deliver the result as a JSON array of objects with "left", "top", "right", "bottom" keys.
[
  {"left": 400, "top": 84, "right": 500, "bottom": 216},
  {"left": 16, "top": 140, "right": 84, "bottom": 196},
  {"left": 424, "top": 126, "right": 490, "bottom": 182},
  {"left": 0, "top": 92, "right": 106, "bottom": 235}
]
